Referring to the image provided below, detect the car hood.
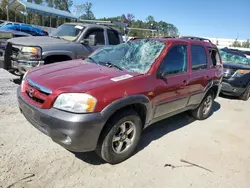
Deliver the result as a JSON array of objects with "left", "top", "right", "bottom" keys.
[
  {"left": 8, "top": 36, "right": 70, "bottom": 46},
  {"left": 223, "top": 62, "right": 250, "bottom": 70},
  {"left": 0, "top": 28, "right": 31, "bottom": 36},
  {"left": 26, "top": 59, "right": 139, "bottom": 93}
]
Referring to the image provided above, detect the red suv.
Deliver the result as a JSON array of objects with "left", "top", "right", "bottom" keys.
[{"left": 18, "top": 37, "right": 223, "bottom": 164}]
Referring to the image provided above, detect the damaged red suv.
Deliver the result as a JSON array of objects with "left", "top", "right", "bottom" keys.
[{"left": 18, "top": 37, "right": 223, "bottom": 164}]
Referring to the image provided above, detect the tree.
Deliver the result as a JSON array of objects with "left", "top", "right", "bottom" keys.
[
  {"left": 45, "top": 0, "right": 73, "bottom": 11},
  {"left": 231, "top": 39, "right": 242, "bottom": 47},
  {"left": 146, "top": 15, "right": 154, "bottom": 23},
  {"left": 126, "top": 13, "right": 135, "bottom": 24},
  {"left": 74, "top": 2, "right": 95, "bottom": 20},
  {"left": 242, "top": 39, "right": 250, "bottom": 48},
  {"left": 0, "top": 0, "right": 8, "bottom": 20}
]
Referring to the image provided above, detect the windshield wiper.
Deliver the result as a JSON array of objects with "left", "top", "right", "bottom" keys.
[
  {"left": 50, "top": 36, "right": 62, "bottom": 39},
  {"left": 85, "top": 57, "right": 99, "bottom": 64},
  {"left": 100, "top": 62, "right": 123, "bottom": 70}
]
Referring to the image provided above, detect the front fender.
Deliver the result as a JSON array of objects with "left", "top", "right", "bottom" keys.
[
  {"left": 42, "top": 51, "right": 74, "bottom": 59},
  {"left": 101, "top": 95, "right": 152, "bottom": 125}
]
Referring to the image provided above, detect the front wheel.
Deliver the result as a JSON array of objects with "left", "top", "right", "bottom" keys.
[
  {"left": 191, "top": 92, "right": 214, "bottom": 120},
  {"left": 239, "top": 84, "right": 250, "bottom": 101},
  {"left": 96, "top": 110, "right": 142, "bottom": 164}
]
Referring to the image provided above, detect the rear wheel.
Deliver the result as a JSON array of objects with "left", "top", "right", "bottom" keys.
[
  {"left": 191, "top": 92, "right": 214, "bottom": 120},
  {"left": 239, "top": 84, "right": 250, "bottom": 101},
  {"left": 96, "top": 110, "right": 142, "bottom": 164}
]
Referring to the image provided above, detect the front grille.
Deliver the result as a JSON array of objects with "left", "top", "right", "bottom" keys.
[
  {"left": 11, "top": 45, "right": 22, "bottom": 60},
  {"left": 25, "top": 90, "right": 45, "bottom": 104},
  {"left": 25, "top": 82, "right": 50, "bottom": 105},
  {"left": 4, "top": 42, "right": 12, "bottom": 70}
]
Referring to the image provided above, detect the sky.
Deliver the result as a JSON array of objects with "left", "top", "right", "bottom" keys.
[{"left": 72, "top": 0, "right": 250, "bottom": 40}]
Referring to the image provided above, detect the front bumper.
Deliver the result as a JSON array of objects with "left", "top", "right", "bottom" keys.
[
  {"left": 221, "top": 82, "right": 246, "bottom": 96},
  {"left": 11, "top": 60, "right": 44, "bottom": 75},
  {"left": 18, "top": 88, "right": 106, "bottom": 152}
]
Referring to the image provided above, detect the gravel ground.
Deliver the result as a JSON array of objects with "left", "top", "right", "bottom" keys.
[{"left": 0, "top": 68, "right": 250, "bottom": 188}]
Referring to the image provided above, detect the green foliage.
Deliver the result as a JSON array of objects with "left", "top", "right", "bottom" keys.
[
  {"left": 242, "top": 39, "right": 250, "bottom": 48},
  {"left": 231, "top": 40, "right": 242, "bottom": 47},
  {"left": 75, "top": 2, "right": 95, "bottom": 20},
  {"left": 99, "top": 14, "right": 179, "bottom": 38}
]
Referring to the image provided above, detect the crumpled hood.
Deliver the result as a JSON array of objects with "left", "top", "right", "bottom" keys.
[
  {"left": 8, "top": 36, "right": 70, "bottom": 46},
  {"left": 27, "top": 59, "right": 139, "bottom": 93}
]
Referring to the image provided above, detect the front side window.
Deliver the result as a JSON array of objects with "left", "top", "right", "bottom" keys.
[
  {"left": 191, "top": 45, "right": 207, "bottom": 70},
  {"left": 84, "top": 29, "right": 105, "bottom": 45},
  {"left": 50, "top": 24, "right": 83, "bottom": 41},
  {"left": 86, "top": 39, "right": 165, "bottom": 74},
  {"left": 159, "top": 45, "right": 188, "bottom": 75}
]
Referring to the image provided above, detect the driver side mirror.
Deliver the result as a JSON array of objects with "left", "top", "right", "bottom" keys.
[
  {"left": 81, "top": 34, "right": 96, "bottom": 46},
  {"left": 156, "top": 71, "right": 168, "bottom": 84},
  {"left": 156, "top": 71, "right": 166, "bottom": 78}
]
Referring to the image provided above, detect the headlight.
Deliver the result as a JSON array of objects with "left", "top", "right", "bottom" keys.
[
  {"left": 232, "top": 69, "right": 250, "bottom": 77},
  {"left": 53, "top": 93, "right": 97, "bottom": 113},
  {"left": 19, "top": 46, "right": 42, "bottom": 60}
]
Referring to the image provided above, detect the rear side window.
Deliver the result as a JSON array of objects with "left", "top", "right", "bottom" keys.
[
  {"left": 85, "top": 28, "right": 105, "bottom": 45},
  {"left": 191, "top": 45, "right": 207, "bottom": 70},
  {"left": 209, "top": 49, "right": 220, "bottom": 66},
  {"left": 159, "top": 45, "right": 188, "bottom": 75},
  {"left": 107, "top": 30, "right": 120, "bottom": 45}
]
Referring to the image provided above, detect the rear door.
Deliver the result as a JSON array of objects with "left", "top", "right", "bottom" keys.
[
  {"left": 152, "top": 43, "right": 190, "bottom": 119},
  {"left": 107, "top": 29, "right": 121, "bottom": 45},
  {"left": 187, "top": 44, "right": 212, "bottom": 106}
]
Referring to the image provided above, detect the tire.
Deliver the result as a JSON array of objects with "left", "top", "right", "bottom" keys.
[
  {"left": 96, "top": 109, "right": 142, "bottom": 164},
  {"left": 239, "top": 85, "right": 250, "bottom": 101},
  {"left": 191, "top": 92, "right": 214, "bottom": 120},
  {"left": 0, "top": 60, "right": 4, "bottom": 69}
]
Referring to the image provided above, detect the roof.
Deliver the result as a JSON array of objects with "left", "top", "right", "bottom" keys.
[
  {"left": 0, "top": 28, "right": 31, "bottom": 36},
  {"left": 65, "top": 22, "right": 122, "bottom": 33},
  {"left": 8, "top": 0, "right": 77, "bottom": 19},
  {"left": 154, "top": 37, "right": 217, "bottom": 48}
]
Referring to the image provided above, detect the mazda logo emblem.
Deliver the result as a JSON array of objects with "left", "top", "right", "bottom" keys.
[{"left": 28, "top": 88, "right": 34, "bottom": 98}]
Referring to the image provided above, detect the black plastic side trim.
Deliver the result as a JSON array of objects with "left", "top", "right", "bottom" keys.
[{"left": 101, "top": 95, "right": 152, "bottom": 124}]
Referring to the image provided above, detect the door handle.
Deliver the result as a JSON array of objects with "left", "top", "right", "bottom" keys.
[
  {"left": 183, "top": 80, "right": 188, "bottom": 85},
  {"left": 180, "top": 80, "right": 188, "bottom": 89}
]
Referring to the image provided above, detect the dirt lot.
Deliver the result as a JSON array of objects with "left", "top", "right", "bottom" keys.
[{"left": 0, "top": 68, "right": 250, "bottom": 188}]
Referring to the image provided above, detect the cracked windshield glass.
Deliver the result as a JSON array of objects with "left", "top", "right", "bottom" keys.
[{"left": 87, "top": 39, "right": 165, "bottom": 74}]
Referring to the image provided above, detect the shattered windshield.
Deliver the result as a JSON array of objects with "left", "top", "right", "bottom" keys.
[
  {"left": 50, "top": 24, "right": 83, "bottom": 41},
  {"left": 219, "top": 49, "right": 250, "bottom": 65},
  {"left": 87, "top": 39, "right": 165, "bottom": 74}
]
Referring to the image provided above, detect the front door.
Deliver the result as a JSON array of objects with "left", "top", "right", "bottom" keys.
[
  {"left": 78, "top": 28, "right": 106, "bottom": 59},
  {"left": 152, "top": 44, "right": 190, "bottom": 119}
]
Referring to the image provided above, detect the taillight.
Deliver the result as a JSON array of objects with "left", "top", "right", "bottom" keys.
[{"left": 21, "top": 80, "right": 26, "bottom": 92}]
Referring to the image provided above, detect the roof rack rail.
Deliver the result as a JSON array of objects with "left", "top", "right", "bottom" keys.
[
  {"left": 78, "top": 19, "right": 129, "bottom": 28},
  {"left": 180, "top": 36, "right": 212, "bottom": 43},
  {"left": 128, "top": 27, "right": 157, "bottom": 32}
]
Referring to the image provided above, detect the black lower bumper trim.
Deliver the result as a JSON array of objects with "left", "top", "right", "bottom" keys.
[
  {"left": 18, "top": 88, "right": 106, "bottom": 152},
  {"left": 221, "top": 82, "right": 246, "bottom": 96}
]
